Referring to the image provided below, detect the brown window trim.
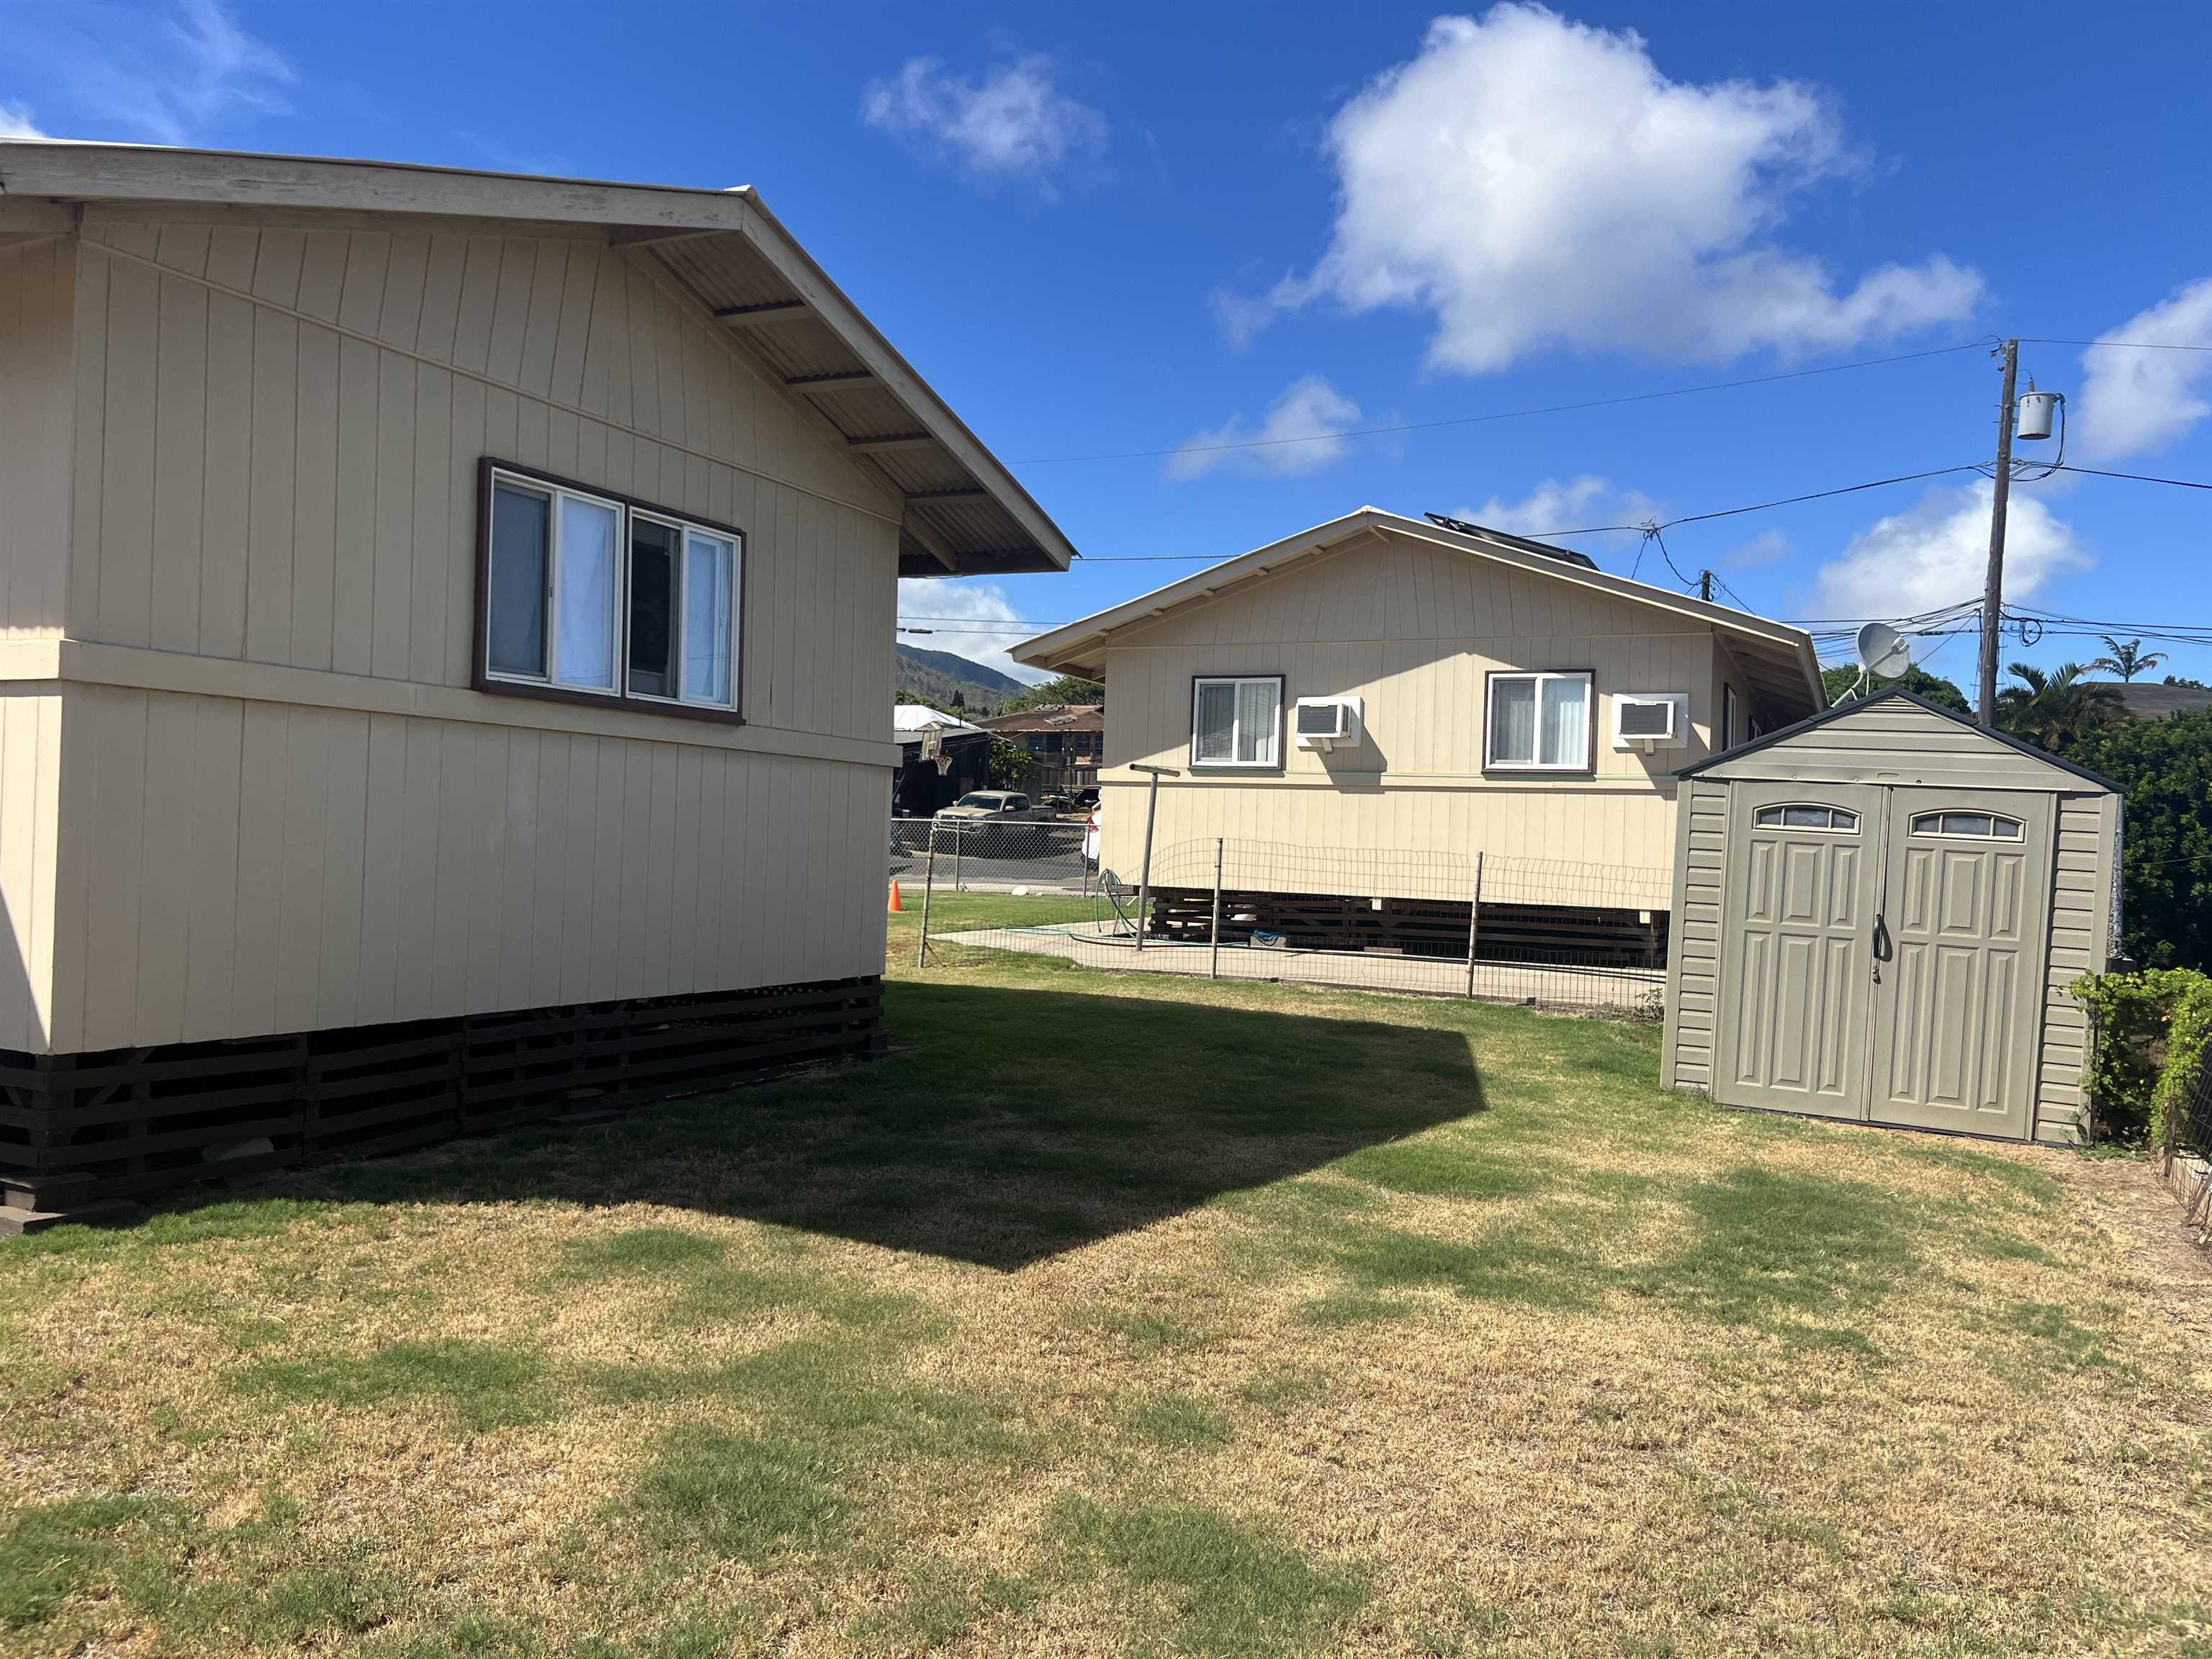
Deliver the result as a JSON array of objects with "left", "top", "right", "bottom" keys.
[
  {"left": 1481, "top": 668, "right": 1597, "bottom": 778},
  {"left": 472, "top": 456, "right": 749, "bottom": 728},
  {"left": 1188, "top": 672, "right": 1287, "bottom": 773}
]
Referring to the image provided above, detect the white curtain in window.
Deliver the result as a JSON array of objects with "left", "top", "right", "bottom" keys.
[
  {"left": 554, "top": 496, "right": 619, "bottom": 689},
  {"left": 1236, "top": 679, "right": 1278, "bottom": 765},
  {"left": 1195, "top": 682, "right": 1236, "bottom": 762},
  {"left": 1540, "top": 676, "right": 1588, "bottom": 766},
  {"left": 1491, "top": 677, "right": 1536, "bottom": 763},
  {"left": 683, "top": 530, "right": 736, "bottom": 704}
]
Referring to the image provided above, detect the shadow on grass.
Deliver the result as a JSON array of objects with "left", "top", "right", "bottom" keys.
[{"left": 204, "top": 981, "right": 1485, "bottom": 1271}]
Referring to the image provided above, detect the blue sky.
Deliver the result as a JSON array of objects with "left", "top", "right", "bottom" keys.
[{"left": 9, "top": 1, "right": 2212, "bottom": 689}]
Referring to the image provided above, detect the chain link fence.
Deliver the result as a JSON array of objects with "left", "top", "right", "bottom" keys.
[
  {"left": 912, "top": 833, "right": 1673, "bottom": 1017},
  {"left": 889, "top": 816, "right": 1091, "bottom": 894}
]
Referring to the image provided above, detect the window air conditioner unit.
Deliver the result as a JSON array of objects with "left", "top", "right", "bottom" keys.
[
  {"left": 1613, "top": 693, "right": 1685, "bottom": 751},
  {"left": 1292, "top": 694, "right": 1364, "bottom": 752}
]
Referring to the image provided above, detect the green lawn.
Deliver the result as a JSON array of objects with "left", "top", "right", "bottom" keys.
[{"left": 1, "top": 899, "right": 2207, "bottom": 1657}]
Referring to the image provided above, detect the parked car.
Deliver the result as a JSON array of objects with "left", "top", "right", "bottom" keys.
[{"left": 934, "top": 791, "right": 1048, "bottom": 823}]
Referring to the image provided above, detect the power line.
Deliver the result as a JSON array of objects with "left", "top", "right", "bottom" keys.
[
  {"left": 2050, "top": 462, "right": 2212, "bottom": 493},
  {"left": 1014, "top": 341, "right": 1985, "bottom": 467},
  {"left": 1074, "top": 462, "right": 1989, "bottom": 563},
  {"left": 2019, "top": 336, "right": 2212, "bottom": 354}
]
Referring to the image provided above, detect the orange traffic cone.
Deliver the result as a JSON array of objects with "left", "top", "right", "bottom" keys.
[{"left": 887, "top": 879, "right": 905, "bottom": 913}]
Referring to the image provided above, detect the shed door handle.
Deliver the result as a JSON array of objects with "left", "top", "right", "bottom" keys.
[{"left": 1871, "top": 914, "right": 1892, "bottom": 963}]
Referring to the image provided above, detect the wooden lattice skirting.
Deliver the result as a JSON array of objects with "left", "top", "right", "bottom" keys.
[
  {"left": 1143, "top": 888, "right": 1670, "bottom": 968},
  {"left": 0, "top": 976, "right": 883, "bottom": 1218}
]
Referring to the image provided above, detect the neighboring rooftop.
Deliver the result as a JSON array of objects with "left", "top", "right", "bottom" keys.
[
  {"left": 1013, "top": 507, "right": 1824, "bottom": 716},
  {"left": 2103, "top": 681, "right": 2212, "bottom": 719},
  {"left": 969, "top": 704, "right": 1105, "bottom": 733},
  {"left": 0, "top": 139, "right": 1077, "bottom": 579},
  {"left": 892, "top": 703, "right": 983, "bottom": 742}
]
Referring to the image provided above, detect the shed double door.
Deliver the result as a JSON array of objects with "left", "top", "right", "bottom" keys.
[{"left": 1714, "top": 781, "right": 2052, "bottom": 1139}]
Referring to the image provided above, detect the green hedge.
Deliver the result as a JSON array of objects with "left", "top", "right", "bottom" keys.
[{"left": 2071, "top": 968, "right": 2212, "bottom": 1143}]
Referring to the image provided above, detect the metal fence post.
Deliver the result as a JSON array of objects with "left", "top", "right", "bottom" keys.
[
  {"left": 916, "top": 822, "right": 939, "bottom": 969},
  {"left": 1210, "top": 837, "right": 1224, "bottom": 979},
  {"left": 952, "top": 818, "right": 965, "bottom": 894},
  {"left": 1464, "top": 850, "right": 1485, "bottom": 999},
  {"left": 1130, "top": 763, "right": 1179, "bottom": 953}
]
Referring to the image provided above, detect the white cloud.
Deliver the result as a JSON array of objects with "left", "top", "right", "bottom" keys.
[
  {"left": 897, "top": 578, "right": 1051, "bottom": 686},
  {"left": 0, "top": 102, "right": 50, "bottom": 138},
  {"left": 2075, "top": 278, "right": 2212, "bottom": 463},
  {"left": 1456, "top": 475, "right": 1660, "bottom": 552},
  {"left": 1227, "top": 5, "right": 1980, "bottom": 371},
  {"left": 1723, "top": 529, "right": 1791, "bottom": 568},
  {"left": 862, "top": 55, "right": 1107, "bottom": 191},
  {"left": 36, "top": 0, "right": 291, "bottom": 145},
  {"left": 1810, "top": 481, "right": 2090, "bottom": 619},
  {"left": 1165, "top": 375, "right": 1362, "bottom": 480}
]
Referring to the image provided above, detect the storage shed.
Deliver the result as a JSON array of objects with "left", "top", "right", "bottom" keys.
[{"left": 1660, "top": 691, "right": 2122, "bottom": 1144}]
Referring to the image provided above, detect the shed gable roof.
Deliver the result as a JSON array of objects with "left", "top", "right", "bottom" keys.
[
  {"left": 1678, "top": 689, "right": 2121, "bottom": 793},
  {"left": 0, "top": 140, "right": 1074, "bottom": 578}
]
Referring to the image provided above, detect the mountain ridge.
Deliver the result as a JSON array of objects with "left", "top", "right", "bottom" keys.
[{"left": 896, "top": 644, "right": 1028, "bottom": 713}]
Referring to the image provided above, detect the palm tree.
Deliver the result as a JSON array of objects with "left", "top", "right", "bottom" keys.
[
  {"left": 2090, "top": 635, "right": 2167, "bottom": 683},
  {"left": 1995, "top": 661, "right": 2125, "bottom": 752}
]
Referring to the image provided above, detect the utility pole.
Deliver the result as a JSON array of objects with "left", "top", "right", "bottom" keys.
[
  {"left": 1979, "top": 339, "right": 2019, "bottom": 727},
  {"left": 1698, "top": 570, "right": 1712, "bottom": 603}
]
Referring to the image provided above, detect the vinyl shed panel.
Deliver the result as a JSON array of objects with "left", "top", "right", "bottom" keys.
[
  {"left": 1696, "top": 697, "right": 2089, "bottom": 791},
  {"left": 66, "top": 217, "right": 899, "bottom": 749},
  {"left": 1659, "top": 778, "right": 1727, "bottom": 1091},
  {"left": 2033, "top": 792, "right": 2116, "bottom": 1143},
  {"left": 46, "top": 683, "right": 887, "bottom": 1054}
]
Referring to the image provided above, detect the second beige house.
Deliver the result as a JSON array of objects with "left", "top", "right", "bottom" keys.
[{"left": 1015, "top": 508, "right": 1824, "bottom": 961}]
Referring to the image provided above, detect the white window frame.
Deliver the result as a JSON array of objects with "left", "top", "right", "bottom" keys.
[
  {"left": 1190, "top": 675, "right": 1283, "bottom": 770},
  {"left": 1909, "top": 810, "right": 2026, "bottom": 841},
  {"left": 483, "top": 464, "right": 743, "bottom": 715},
  {"left": 1485, "top": 670, "right": 1594, "bottom": 773},
  {"left": 1754, "top": 804, "right": 1861, "bottom": 833}
]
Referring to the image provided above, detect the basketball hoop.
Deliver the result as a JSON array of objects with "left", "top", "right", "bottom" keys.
[{"left": 920, "top": 724, "right": 952, "bottom": 775}]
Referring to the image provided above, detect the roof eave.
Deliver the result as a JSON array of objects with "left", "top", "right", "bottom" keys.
[
  {"left": 0, "top": 140, "right": 1077, "bottom": 579},
  {"left": 1016, "top": 508, "right": 1826, "bottom": 703}
]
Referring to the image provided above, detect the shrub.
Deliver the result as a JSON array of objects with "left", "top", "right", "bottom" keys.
[
  {"left": 2067, "top": 710, "right": 2212, "bottom": 971},
  {"left": 2071, "top": 968, "right": 2212, "bottom": 1143}
]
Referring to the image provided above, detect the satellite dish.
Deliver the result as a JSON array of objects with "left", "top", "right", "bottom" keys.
[{"left": 1856, "top": 621, "right": 1912, "bottom": 679}]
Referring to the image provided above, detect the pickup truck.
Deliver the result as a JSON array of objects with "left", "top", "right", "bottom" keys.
[{"left": 932, "top": 790, "right": 1051, "bottom": 823}]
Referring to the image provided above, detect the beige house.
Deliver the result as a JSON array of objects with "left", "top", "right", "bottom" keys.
[
  {"left": 1015, "top": 508, "right": 1822, "bottom": 952},
  {"left": 0, "top": 141, "right": 1073, "bottom": 1222}
]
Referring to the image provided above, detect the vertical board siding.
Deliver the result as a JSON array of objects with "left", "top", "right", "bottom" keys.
[
  {"left": 1094, "top": 535, "right": 1712, "bottom": 894},
  {"left": 0, "top": 237, "right": 76, "bottom": 634},
  {"left": 50, "top": 683, "right": 883, "bottom": 1052},
  {"left": 70, "top": 221, "right": 898, "bottom": 747},
  {"left": 8, "top": 215, "right": 911, "bottom": 1052},
  {"left": 0, "top": 694, "right": 63, "bottom": 1051}
]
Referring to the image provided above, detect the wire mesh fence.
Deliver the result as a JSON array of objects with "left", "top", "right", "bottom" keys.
[
  {"left": 912, "top": 833, "right": 1673, "bottom": 1017},
  {"left": 889, "top": 816, "right": 1092, "bottom": 894},
  {"left": 2162, "top": 1040, "right": 2212, "bottom": 1230}
]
